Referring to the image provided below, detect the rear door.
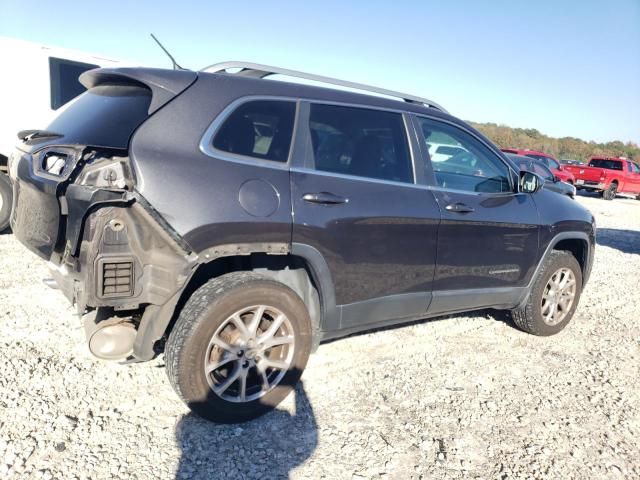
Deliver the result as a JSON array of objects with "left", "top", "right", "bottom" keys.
[
  {"left": 412, "top": 116, "right": 540, "bottom": 314},
  {"left": 291, "top": 102, "right": 441, "bottom": 332}
]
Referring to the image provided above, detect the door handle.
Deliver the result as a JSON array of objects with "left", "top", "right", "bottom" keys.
[
  {"left": 445, "top": 202, "right": 474, "bottom": 213},
  {"left": 302, "top": 192, "right": 349, "bottom": 205}
]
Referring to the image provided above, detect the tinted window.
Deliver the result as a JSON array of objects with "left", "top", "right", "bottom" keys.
[
  {"left": 213, "top": 100, "right": 296, "bottom": 163},
  {"left": 525, "top": 154, "right": 559, "bottom": 170},
  {"left": 507, "top": 156, "right": 552, "bottom": 180},
  {"left": 530, "top": 162, "right": 554, "bottom": 180},
  {"left": 46, "top": 85, "right": 151, "bottom": 149},
  {"left": 49, "top": 57, "right": 99, "bottom": 110},
  {"left": 417, "top": 117, "right": 511, "bottom": 193},
  {"left": 589, "top": 159, "right": 623, "bottom": 171},
  {"left": 308, "top": 104, "right": 412, "bottom": 183},
  {"left": 631, "top": 163, "right": 640, "bottom": 174}
]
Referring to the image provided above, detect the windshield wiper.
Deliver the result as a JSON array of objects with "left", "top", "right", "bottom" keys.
[{"left": 17, "top": 129, "right": 64, "bottom": 143}]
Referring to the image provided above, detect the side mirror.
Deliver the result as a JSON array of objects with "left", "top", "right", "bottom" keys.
[{"left": 519, "top": 170, "right": 544, "bottom": 194}]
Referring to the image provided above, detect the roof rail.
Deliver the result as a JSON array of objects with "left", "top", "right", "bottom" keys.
[{"left": 200, "top": 61, "right": 448, "bottom": 113}]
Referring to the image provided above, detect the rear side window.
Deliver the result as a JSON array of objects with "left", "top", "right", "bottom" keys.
[
  {"left": 46, "top": 85, "right": 151, "bottom": 149},
  {"left": 213, "top": 100, "right": 296, "bottom": 163},
  {"left": 308, "top": 104, "right": 412, "bottom": 183},
  {"left": 49, "top": 57, "right": 99, "bottom": 110},
  {"left": 589, "top": 159, "right": 623, "bottom": 170}
]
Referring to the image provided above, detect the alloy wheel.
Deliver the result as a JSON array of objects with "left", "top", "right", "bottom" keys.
[
  {"left": 541, "top": 267, "right": 576, "bottom": 326},
  {"left": 203, "top": 305, "right": 295, "bottom": 403}
]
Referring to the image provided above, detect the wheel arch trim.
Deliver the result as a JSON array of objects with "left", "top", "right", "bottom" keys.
[{"left": 528, "top": 231, "right": 592, "bottom": 289}]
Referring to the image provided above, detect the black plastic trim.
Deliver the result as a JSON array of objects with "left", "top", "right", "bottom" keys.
[{"left": 291, "top": 242, "right": 339, "bottom": 332}]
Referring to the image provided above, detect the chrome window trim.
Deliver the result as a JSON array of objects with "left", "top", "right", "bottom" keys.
[
  {"left": 199, "top": 96, "right": 299, "bottom": 170},
  {"left": 200, "top": 94, "right": 420, "bottom": 182},
  {"left": 290, "top": 166, "right": 520, "bottom": 198},
  {"left": 291, "top": 166, "right": 422, "bottom": 189},
  {"left": 199, "top": 94, "right": 517, "bottom": 197}
]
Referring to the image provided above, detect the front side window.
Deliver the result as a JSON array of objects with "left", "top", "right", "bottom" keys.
[
  {"left": 213, "top": 100, "right": 296, "bottom": 163},
  {"left": 631, "top": 163, "right": 640, "bottom": 174},
  {"left": 49, "top": 57, "right": 99, "bottom": 110},
  {"left": 530, "top": 162, "right": 554, "bottom": 181},
  {"left": 308, "top": 104, "right": 413, "bottom": 183},
  {"left": 416, "top": 117, "right": 511, "bottom": 193}
]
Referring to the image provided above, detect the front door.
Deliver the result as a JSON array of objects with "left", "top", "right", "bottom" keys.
[
  {"left": 627, "top": 161, "right": 640, "bottom": 193},
  {"left": 291, "top": 102, "right": 441, "bottom": 332},
  {"left": 413, "top": 116, "right": 540, "bottom": 314}
]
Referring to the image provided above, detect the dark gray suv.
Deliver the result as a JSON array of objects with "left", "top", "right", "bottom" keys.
[{"left": 9, "top": 62, "right": 595, "bottom": 422}]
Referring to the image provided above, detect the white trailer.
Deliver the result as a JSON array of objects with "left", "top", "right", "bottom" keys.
[{"left": 0, "top": 37, "right": 125, "bottom": 231}]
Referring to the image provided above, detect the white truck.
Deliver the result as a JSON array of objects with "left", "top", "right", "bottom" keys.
[{"left": 0, "top": 37, "right": 123, "bottom": 231}]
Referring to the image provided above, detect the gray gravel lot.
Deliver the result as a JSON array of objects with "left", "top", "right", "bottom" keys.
[{"left": 1, "top": 193, "right": 639, "bottom": 479}]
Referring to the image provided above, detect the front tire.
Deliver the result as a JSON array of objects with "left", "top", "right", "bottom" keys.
[
  {"left": 0, "top": 173, "right": 12, "bottom": 233},
  {"left": 165, "top": 272, "right": 312, "bottom": 423},
  {"left": 511, "top": 251, "right": 582, "bottom": 336}
]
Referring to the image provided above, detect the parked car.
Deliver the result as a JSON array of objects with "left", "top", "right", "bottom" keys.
[
  {"left": 427, "top": 142, "right": 468, "bottom": 162},
  {"left": 0, "top": 37, "right": 123, "bottom": 231},
  {"left": 501, "top": 148, "right": 576, "bottom": 185},
  {"left": 506, "top": 153, "right": 576, "bottom": 198},
  {"left": 560, "top": 159, "right": 582, "bottom": 166},
  {"left": 9, "top": 62, "right": 595, "bottom": 423},
  {"left": 564, "top": 156, "right": 640, "bottom": 200}
]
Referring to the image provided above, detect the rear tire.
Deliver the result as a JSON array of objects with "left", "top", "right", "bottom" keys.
[
  {"left": 0, "top": 173, "right": 12, "bottom": 233},
  {"left": 165, "top": 272, "right": 312, "bottom": 423},
  {"left": 602, "top": 182, "right": 617, "bottom": 200},
  {"left": 511, "top": 251, "right": 582, "bottom": 336}
]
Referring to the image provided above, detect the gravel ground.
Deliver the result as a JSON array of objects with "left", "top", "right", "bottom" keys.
[{"left": 0, "top": 192, "right": 639, "bottom": 480}]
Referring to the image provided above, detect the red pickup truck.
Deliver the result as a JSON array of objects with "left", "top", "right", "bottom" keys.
[
  {"left": 564, "top": 156, "right": 640, "bottom": 200},
  {"left": 501, "top": 148, "right": 576, "bottom": 184}
]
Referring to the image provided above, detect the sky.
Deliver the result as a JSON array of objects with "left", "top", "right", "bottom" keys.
[{"left": 1, "top": 0, "right": 639, "bottom": 144}]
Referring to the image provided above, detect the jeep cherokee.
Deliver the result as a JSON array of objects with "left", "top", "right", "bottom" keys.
[{"left": 9, "top": 62, "right": 595, "bottom": 423}]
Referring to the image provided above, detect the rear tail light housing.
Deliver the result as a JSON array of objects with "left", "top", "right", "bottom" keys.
[
  {"left": 76, "top": 155, "right": 133, "bottom": 189},
  {"left": 32, "top": 146, "right": 82, "bottom": 180}
]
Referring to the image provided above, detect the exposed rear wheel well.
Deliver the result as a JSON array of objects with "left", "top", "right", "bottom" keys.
[
  {"left": 553, "top": 239, "right": 587, "bottom": 280},
  {"left": 164, "top": 253, "right": 321, "bottom": 341}
]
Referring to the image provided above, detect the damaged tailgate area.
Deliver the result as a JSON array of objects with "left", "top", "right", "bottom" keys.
[{"left": 9, "top": 67, "right": 200, "bottom": 361}]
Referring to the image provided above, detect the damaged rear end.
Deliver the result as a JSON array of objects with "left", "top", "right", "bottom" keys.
[{"left": 10, "top": 68, "right": 198, "bottom": 361}]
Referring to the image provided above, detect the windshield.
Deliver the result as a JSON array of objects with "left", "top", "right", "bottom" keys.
[{"left": 46, "top": 85, "right": 151, "bottom": 149}]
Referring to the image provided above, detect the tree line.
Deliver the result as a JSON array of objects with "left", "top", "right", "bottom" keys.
[{"left": 469, "top": 122, "right": 640, "bottom": 164}]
